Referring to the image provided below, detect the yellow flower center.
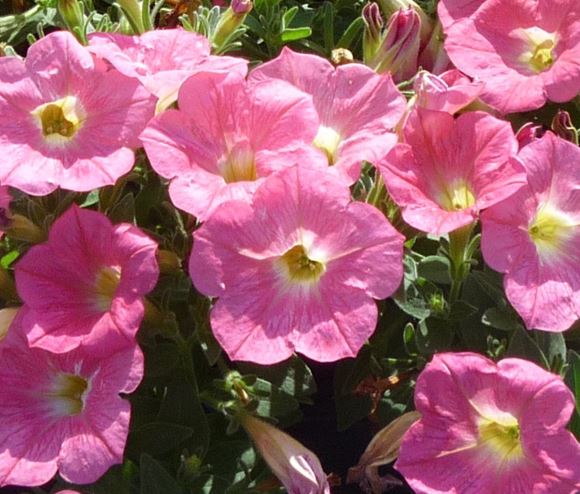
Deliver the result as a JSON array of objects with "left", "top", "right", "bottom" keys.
[
  {"left": 478, "top": 416, "right": 523, "bottom": 463},
  {"left": 439, "top": 180, "right": 476, "bottom": 211},
  {"left": 45, "top": 373, "right": 89, "bottom": 416},
  {"left": 276, "top": 245, "right": 326, "bottom": 285},
  {"left": 93, "top": 266, "right": 121, "bottom": 312},
  {"left": 528, "top": 205, "right": 577, "bottom": 260},
  {"left": 220, "top": 142, "right": 257, "bottom": 183},
  {"left": 313, "top": 126, "right": 341, "bottom": 166},
  {"left": 31, "top": 96, "right": 84, "bottom": 145},
  {"left": 518, "top": 27, "right": 557, "bottom": 73}
]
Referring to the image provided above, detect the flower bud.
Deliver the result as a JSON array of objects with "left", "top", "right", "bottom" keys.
[
  {"left": 363, "top": 3, "right": 384, "bottom": 63},
  {"left": 212, "top": 0, "right": 253, "bottom": 50},
  {"left": 516, "top": 122, "right": 545, "bottom": 149},
  {"left": 347, "top": 411, "right": 421, "bottom": 493},
  {"left": 377, "top": 0, "right": 433, "bottom": 45},
  {"left": 551, "top": 109, "right": 578, "bottom": 145},
  {"left": 240, "top": 413, "right": 330, "bottom": 494},
  {"left": 57, "top": 0, "right": 86, "bottom": 43},
  {"left": 6, "top": 214, "right": 47, "bottom": 244},
  {"left": 117, "top": 0, "right": 145, "bottom": 34},
  {"left": 371, "top": 8, "right": 420, "bottom": 82},
  {"left": 418, "top": 20, "right": 450, "bottom": 74}
]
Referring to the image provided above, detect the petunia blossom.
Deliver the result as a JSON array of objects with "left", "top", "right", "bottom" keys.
[
  {"left": 249, "top": 47, "right": 406, "bottom": 184},
  {"left": 15, "top": 205, "right": 159, "bottom": 353},
  {"left": 0, "top": 312, "right": 143, "bottom": 487},
  {"left": 481, "top": 132, "right": 580, "bottom": 332},
  {"left": 88, "top": 29, "right": 248, "bottom": 111},
  {"left": 141, "top": 70, "right": 323, "bottom": 221},
  {"left": 443, "top": 0, "right": 580, "bottom": 113},
  {"left": 437, "top": 0, "right": 485, "bottom": 30},
  {"left": 189, "top": 165, "right": 404, "bottom": 364},
  {"left": 378, "top": 108, "right": 525, "bottom": 235},
  {"left": 396, "top": 352, "right": 580, "bottom": 493},
  {"left": 0, "top": 31, "right": 156, "bottom": 195}
]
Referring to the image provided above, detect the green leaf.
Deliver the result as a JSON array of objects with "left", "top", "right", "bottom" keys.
[
  {"left": 140, "top": 454, "right": 183, "bottom": 494},
  {"left": 565, "top": 350, "right": 580, "bottom": 439},
  {"left": 250, "top": 377, "right": 300, "bottom": 419},
  {"left": 336, "top": 16, "right": 364, "bottom": 49},
  {"left": 0, "top": 250, "right": 19, "bottom": 269},
  {"left": 505, "top": 326, "right": 549, "bottom": 368},
  {"left": 280, "top": 26, "right": 312, "bottom": 42},
  {"left": 470, "top": 270, "right": 506, "bottom": 305},
  {"left": 416, "top": 318, "right": 454, "bottom": 355},
  {"left": 417, "top": 255, "right": 452, "bottom": 284},
  {"left": 336, "top": 393, "right": 373, "bottom": 431},
  {"left": 482, "top": 307, "right": 519, "bottom": 331},
  {"left": 128, "top": 422, "right": 194, "bottom": 457},
  {"left": 447, "top": 300, "right": 478, "bottom": 321},
  {"left": 108, "top": 192, "right": 136, "bottom": 223},
  {"left": 534, "top": 330, "right": 566, "bottom": 370}
]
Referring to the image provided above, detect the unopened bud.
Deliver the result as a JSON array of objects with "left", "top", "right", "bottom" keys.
[
  {"left": 418, "top": 20, "right": 450, "bottom": 74},
  {"left": 551, "top": 109, "right": 578, "bottom": 145},
  {"left": 516, "top": 122, "right": 545, "bottom": 149},
  {"left": 363, "top": 3, "right": 384, "bottom": 63},
  {"left": 212, "top": 0, "right": 253, "bottom": 50},
  {"left": 240, "top": 413, "right": 330, "bottom": 494},
  {"left": 377, "top": 0, "right": 433, "bottom": 45},
  {"left": 117, "top": 0, "right": 145, "bottom": 34},
  {"left": 371, "top": 8, "right": 420, "bottom": 82},
  {"left": 57, "top": 0, "right": 85, "bottom": 43}
]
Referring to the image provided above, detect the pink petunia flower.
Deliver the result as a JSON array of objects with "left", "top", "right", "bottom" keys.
[
  {"left": 249, "top": 47, "right": 406, "bottom": 184},
  {"left": 140, "top": 70, "right": 323, "bottom": 221},
  {"left": 443, "top": 0, "right": 580, "bottom": 113},
  {"left": 437, "top": 0, "right": 485, "bottom": 30},
  {"left": 481, "top": 132, "right": 580, "bottom": 332},
  {"left": 377, "top": 108, "right": 525, "bottom": 235},
  {"left": 189, "top": 165, "right": 404, "bottom": 364},
  {"left": 0, "top": 312, "right": 143, "bottom": 487},
  {"left": 88, "top": 29, "right": 248, "bottom": 111},
  {"left": 0, "top": 31, "right": 156, "bottom": 196},
  {"left": 15, "top": 205, "right": 159, "bottom": 353},
  {"left": 396, "top": 352, "right": 580, "bottom": 493}
]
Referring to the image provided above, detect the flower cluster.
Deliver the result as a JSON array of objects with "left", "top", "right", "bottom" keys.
[{"left": 0, "top": 0, "right": 578, "bottom": 491}]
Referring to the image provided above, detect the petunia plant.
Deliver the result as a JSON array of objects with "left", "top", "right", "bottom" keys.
[{"left": 0, "top": 0, "right": 578, "bottom": 493}]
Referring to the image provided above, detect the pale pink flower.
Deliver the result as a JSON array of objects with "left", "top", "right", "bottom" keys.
[
  {"left": 0, "top": 31, "right": 156, "bottom": 195},
  {"left": 249, "top": 47, "right": 406, "bottom": 184},
  {"left": 88, "top": 29, "right": 248, "bottom": 111},
  {"left": 396, "top": 352, "right": 580, "bottom": 494},
  {"left": 378, "top": 108, "right": 525, "bottom": 235},
  {"left": 189, "top": 165, "right": 404, "bottom": 364},
  {"left": 0, "top": 312, "right": 143, "bottom": 487},
  {"left": 141, "top": 70, "right": 323, "bottom": 221},
  {"left": 481, "top": 132, "right": 580, "bottom": 332},
  {"left": 15, "top": 205, "right": 159, "bottom": 353},
  {"left": 240, "top": 414, "right": 330, "bottom": 494},
  {"left": 413, "top": 69, "right": 484, "bottom": 114},
  {"left": 443, "top": 0, "right": 580, "bottom": 113}
]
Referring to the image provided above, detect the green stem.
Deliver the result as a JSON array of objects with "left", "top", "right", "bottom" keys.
[
  {"left": 448, "top": 222, "right": 475, "bottom": 302},
  {"left": 366, "top": 175, "right": 385, "bottom": 207}
]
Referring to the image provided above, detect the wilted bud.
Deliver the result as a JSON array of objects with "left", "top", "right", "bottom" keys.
[
  {"left": 377, "top": 0, "right": 433, "bottom": 45},
  {"left": 413, "top": 69, "right": 484, "bottom": 114},
  {"left": 0, "top": 307, "right": 19, "bottom": 341},
  {"left": 212, "top": 0, "right": 253, "bottom": 50},
  {"left": 240, "top": 413, "right": 330, "bottom": 494},
  {"left": 516, "top": 122, "right": 546, "bottom": 149},
  {"left": 551, "top": 109, "right": 578, "bottom": 145},
  {"left": 331, "top": 47, "right": 354, "bottom": 66},
  {"left": 371, "top": 8, "right": 420, "bottom": 82},
  {"left": 57, "top": 0, "right": 85, "bottom": 42},
  {"left": 363, "top": 3, "right": 384, "bottom": 63},
  {"left": 6, "top": 214, "right": 47, "bottom": 244},
  {"left": 347, "top": 411, "right": 421, "bottom": 493},
  {"left": 417, "top": 21, "right": 450, "bottom": 75}
]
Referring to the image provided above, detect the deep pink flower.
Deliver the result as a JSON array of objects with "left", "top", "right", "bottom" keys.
[
  {"left": 443, "top": 0, "right": 580, "bottom": 113},
  {"left": 141, "top": 70, "right": 323, "bottom": 221},
  {"left": 88, "top": 29, "right": 248, "bottom": 111},
  {"left": 0, "top": 312, "right": 143, "bottom": 487},
  {"left": 189, "top": 165, "right": 404, "bottom": 364},
  {"left": 413, "top": 69, "right": 484, "bottom": 114},
  {"left": 0, "top": 31, "right": 155, "bottom": 195},
  {"left": 15, "top": 205, "right": 159, "bottom": 353},
  {"left": 396, "top": 352, "right": 580, "bottom": 494},
  {"left": 249, "top": 47, "right": 406, "bottom": 183},
  {"left": 481, "top": 132, "right": 580, "bottom": 332},
  {"left": 378, "top": 108, "right": 525, "bottom": 235}
]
